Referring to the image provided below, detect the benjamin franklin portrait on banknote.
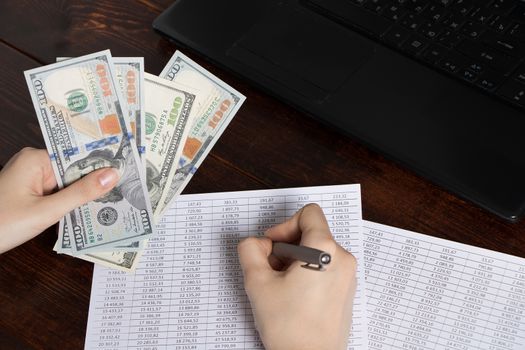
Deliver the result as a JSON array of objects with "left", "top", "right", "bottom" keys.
[{"left": 145, "top": 160, "right": 162, "bottom": 207}]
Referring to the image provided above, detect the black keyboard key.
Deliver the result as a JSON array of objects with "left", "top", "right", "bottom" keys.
[
  {"left": 400, "top": 13, "right": 425, "bottom": 30},
  {"left": 382, "top": 4, "right": 408, "bottom": 21},
  {"left": 497, "top": 79, "right": 525, "bottom": 106},
  {"left": 457, "top": 39, "right": 520, "bottom": 73},
  {"left": 513, "top": 64, "right": 525, "bottom": 84},
  {"left": 308, "top": 0, "right": 392, "bottom": 37},
  {"left": 438, "top": 30, "right": 464, "bottom": 47},
  {"left": 404, "top": 0, "right": 427, "bottom": 13},
  {"left": 422, "top": 44, "right": 449, "bottom": 64},
  {"left": 467, "top": 61, "right": 485, "bottom": 73},
  {"left": 436, "top": 0, "right": 453, "bottom": 7},
  {"left": 393, "top": 0, "right": 408, "bottom": 5},
  {"left": 476, "top": 69, "right": 504, "bottom": 90},
  {"left": 401, "top": 35, "right": 429, "bottom": 54},
  {"left": 480, "top": 30, "right": 525, "bottom": 57},
  {"left": 452, "top": 0, "right": 474, "bottom": 16},
  {"left": 508, "top": 22, "right": 525, "bottom": 39},
  {"left": 383, "top": 25, "right": 411, "bottom": 45},
  {"left": 457, "top": 53, "right": 491, "bottom": 73},
  {"left": 460, "top": 21, "right": 485, "bottom": 38},
  {"left": 421, "top": 4, "right": 447, "bottom": 21},
  {"left": 439, "top": 51, "right": 470, "bottom": 72},
  {"left": 489, "top": 0, "right": 516, "bottom": 14},
  {"left": 488, "top": 15, "right": 513, "bottom": 32},
  {"left": 469, "top": 6, "right": 493, "bottom": 24},
  {"left": 457, "top": 68, "right": 478, "bottom": 81},
  {"left": 364, "top": 0, "right": 392, "bottom": 13},
  {"left": 442, "top": 13, "right": 466, "bottom": 30},
  {"left": 418, "top": 21, "right": 445, "bottom": 38}
]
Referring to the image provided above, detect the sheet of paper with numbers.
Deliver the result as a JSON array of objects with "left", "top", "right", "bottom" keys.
[
  {"left": 363, "top": 220, "right": 525, "bottom": 350},
  {"left": 85, "top": 184, "right": 368, "bottom": 350}
]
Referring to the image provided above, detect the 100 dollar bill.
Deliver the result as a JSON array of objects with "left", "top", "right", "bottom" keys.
[
  {"left": 143, "top": 73, "right": 197, "bottom": 216},
  {"left": 55, "top": 217, "right": 143, "bottom": 253},
  {"left": 25, "top": 50, "right": 155, "bottom": 255},
  {"left": 53, "top": 220, "right": 140, "bottom": 272},
  {"left": 56, "top": 57, "right": 145, "bottom": 254},
  {"left": 155, "top": 51, "right": 246, "bottom": 216}
]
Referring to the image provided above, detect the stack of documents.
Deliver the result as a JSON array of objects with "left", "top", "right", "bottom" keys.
[{"left": 24, "top": 50, "right": 245, "bottom": 271}]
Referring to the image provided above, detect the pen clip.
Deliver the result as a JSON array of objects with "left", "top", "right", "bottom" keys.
[{"left": 301, "top": 263, "right": 326, "bottom": 271}]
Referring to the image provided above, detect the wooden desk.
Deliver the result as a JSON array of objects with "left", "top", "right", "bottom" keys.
[{"left": 0, "top": 1, "right": 524, "bottom": 348}]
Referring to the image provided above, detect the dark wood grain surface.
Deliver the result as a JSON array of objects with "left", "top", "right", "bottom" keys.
[{"left": 1, "top": 1, "right": 524, "bottom": 349}]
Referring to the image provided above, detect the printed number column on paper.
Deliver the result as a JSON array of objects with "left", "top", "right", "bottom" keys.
[
  {"left": 168, "top": 200, "right": 213, "bottom": 349},
  {"left": 90, "top": 268, "right": 133, "bottom": 348},
  {"left": 322, "top": 192, "right": 365, "bottom": 349},
  {"left": 206, "top": 198, "right": 249, "bottom": 348},
  {"left": 127, "top": 216, "right": 175, "bottom": 349}
]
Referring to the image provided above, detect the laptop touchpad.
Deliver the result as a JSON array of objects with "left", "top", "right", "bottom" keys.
[{"left": 227, "top": 2, "right": 374, "bottom": 101}]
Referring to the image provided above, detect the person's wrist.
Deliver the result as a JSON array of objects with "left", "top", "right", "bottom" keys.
[
  {"left": 260, "top": 327, "right": 347, "bottom": 350},
  {"left": 266, "top": 341, "right": 346, "bottom": 350}
]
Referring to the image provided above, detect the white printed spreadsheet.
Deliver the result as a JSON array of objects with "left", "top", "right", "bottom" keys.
[
  {"left": 84, "top": 184, "right": 525, "bottom": 350},
  {"left": 364, "top": 220, "right": 525, "bottom": 350},
  {"left": 85, "top": 184, "right": 368, "bottom": 350}
]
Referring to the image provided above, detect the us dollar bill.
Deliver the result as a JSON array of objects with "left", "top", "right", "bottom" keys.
[
  {"left": 54, "top": 217, "right": 143, "bottom": 253},
  {"left": 54, "top": 220, "right": 140, "bottom": 272},
  {"left": 143, "top": 73, "right": 197, "bottom": 217},
  {"left": 57, "top": 57, "right": 146, "bottom": 158},
  {"left": 155, "top": 51, "right": 246, "bottom": 217},
  {"left": 25, "top": 50, "right": 155, "bottom": 255},
  {"left": 56, "top": 57, "right": 145, "bottom": 252}
]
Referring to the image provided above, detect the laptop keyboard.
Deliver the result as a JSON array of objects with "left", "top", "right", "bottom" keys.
[{"left": 304, "top": 0, "right": 525, "bottom": 110}]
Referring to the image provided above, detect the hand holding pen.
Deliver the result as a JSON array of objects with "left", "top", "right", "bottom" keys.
[{"left": 237, "top": 203, "right": 357, "bottom": 350}]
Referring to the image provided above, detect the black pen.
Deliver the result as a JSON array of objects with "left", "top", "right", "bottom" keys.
[{"left": 272, "top": 242, "right": 331, "bottom": 271}]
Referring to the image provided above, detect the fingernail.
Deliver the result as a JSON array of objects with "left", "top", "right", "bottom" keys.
[{"left": 98, "top": 168, "right": 119, "bottom": 188}]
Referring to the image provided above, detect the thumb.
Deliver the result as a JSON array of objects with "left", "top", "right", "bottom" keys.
[
  {"left": 36, "top": 167, "right": 120, "bottom": 224},
  {"left": 238, "top": 236, "right": 275, "bottom": 290}
]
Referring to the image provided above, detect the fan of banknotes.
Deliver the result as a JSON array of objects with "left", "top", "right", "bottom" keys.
[{"left": 24, "top": 50, "right": 246, "bottom": 272}]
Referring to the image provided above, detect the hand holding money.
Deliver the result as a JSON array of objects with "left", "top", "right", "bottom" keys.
[
  {"left": 0, "top": 148, "right": 119, "bottom": 254},
  {"left": 25, "top": 51, "right": 156, "bottom": 257},
  {"left": 22, "top": 49, "right": 245, "bottom": 271}
]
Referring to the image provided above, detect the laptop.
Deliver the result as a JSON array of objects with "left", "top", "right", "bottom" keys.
[{"left": 153, "top": 0, "right": 525, "bottom": 222}]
